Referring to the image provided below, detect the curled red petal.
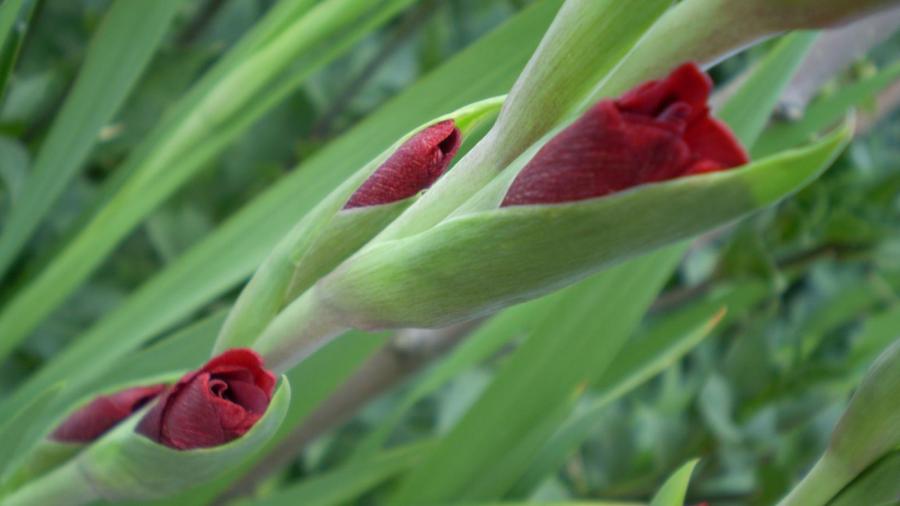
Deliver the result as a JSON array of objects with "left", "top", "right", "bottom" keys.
[
  {"left": 344, "top": 120, "right": 462, "bottom": 209},
  {"left": 502, "top": 62, "right": 749, "bottom": 207},
  {"left": 136, "top": 348, "right": 276, "bottom": 450},
  {"left": 52, "top": 384, "right": 166, "bottom": 443}
]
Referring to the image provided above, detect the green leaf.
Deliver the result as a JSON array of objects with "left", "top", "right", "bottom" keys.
[
  {"left": 0, "top": 135, "right": 28, "bottom": 210},
  {"left": 389, "top": 249, "right": 686, "bottom": 503},
  {"left": 779, "top": 339, "right": 900, "bottom": 506},
  {"left": 0, "top": 0, "right": 423, "bottom": 363},
  {"left": 235, "top": 443, "right": 433, "bottom": 506},
  {"left": 0, "top": 0, "right": 563, "bottom": 421},
  {"left": 352, "top": 295, "right": 560, "bottom": 461},
  {"left": 0, "top": 0, "right": 39, "bottom": 103},
  {"left": 0, "top": 382, "right": 63, "bottom": 481},
  {"left": 313, "top": 121, "right": 851, "bottom": 332},
  {"left": 716, "top": 31, "right": 820, "bottom": 145},
  {"left": 0, "top": 0, "right": 182, "bottom": 280},
  {"left": 754, "top": 61, "right": 900, "bottom": 157},
  {"left": 649, "top": 459, "right": 699, "bottom": 506},
  {"left": 511, "top": 308, "right": 726, "bottom": 496},
  {"left": 829, "top": 451, "right": 900, "bottom": 506}
]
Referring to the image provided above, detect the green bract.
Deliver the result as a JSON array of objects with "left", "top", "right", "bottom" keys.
[
  {"left": 313, "top": 121, "right": 852, "bottom": 330},
  {"left": 3, "top": 379, "right": 290, "bottom": 505},
  {"left": 214, "top": 98, "right": 502, "bottom": 352}
]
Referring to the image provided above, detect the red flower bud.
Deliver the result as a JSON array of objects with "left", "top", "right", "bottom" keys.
[
  {"left": 502, "top": 63, "right": 748, "bottom": 206},
  {"left": 137, "top": 349, "right": 276, "bottom": 450},
  {"left": 344, "top": 120, "right": 462, "bottom": 209},
  {"left": 51, "top": 384, "right": 166, "bottom": 443}
]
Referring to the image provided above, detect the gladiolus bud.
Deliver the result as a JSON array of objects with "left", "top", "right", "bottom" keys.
[
  {"left": 137, "top": 349, "right": 276, "bottom": 450},
  {"left": 503, "top": 63, "right": 748, "bottom": 206},
  {"left": 50, "top": 385, "right": 166, "bottom": 443},
  {"left": 344, "top": 120, "right": 461, "bottom": 209}
]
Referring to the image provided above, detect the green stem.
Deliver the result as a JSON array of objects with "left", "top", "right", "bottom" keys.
[
  {"left": 3, "top": 460, "right": 98, "bottom": 506},
  {"left": 778, "top": 454, "right": 857, "bottom": 506},
  {"left": 252, "top": 290, "right": 349, "bottom": 374}
]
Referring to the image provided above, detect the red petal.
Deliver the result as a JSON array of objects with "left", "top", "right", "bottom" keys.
[
  {"left": 157, "top": 373, "right": 227, "bottom": 450},
  {"left": 137, "top": 348, "right": 277, "bottom": 450},
  {"left": 684, "top": 116, "right": 749, "bottom": 168},
  {"left": 344, "top": 120, "right": 461, "bottom": 209},
  {"left": 203, "top": 348, "right": 276, "bottom": 397},
  {"left": 52, "top": 385, "right": 165, "bottom": 443},
  {"left": 618, "top": 62, "right": 711, "bottom": 118},
  {"left": 502, "top": 101, "right": 692, "bottom": 206},
  {"left": 502, "top": 62, "right": 749, "bottom": 207}
]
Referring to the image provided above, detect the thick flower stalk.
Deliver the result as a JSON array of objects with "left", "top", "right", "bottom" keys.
[
  {"left": 252, "top": 64, "right": 852, "bottom": 373},
  {"left": 214, "top": 99, "right": 498, "bottom": 353},
  {"left": 3, "top": 349, "right": 290, "bottom": 505}
]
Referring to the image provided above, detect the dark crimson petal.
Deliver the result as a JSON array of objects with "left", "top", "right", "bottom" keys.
[
  {"left": 344, "top": 120, "right": 462, "bottom": 209},
  {"left": 202, "top": 348, "right": 276, "bottom": 396},
  {"left": 52, "top": 384, "right": 165, "bottom": 443},
  {"left": 502, "top": 102, "right": 692, "bottom": 206},
  {"left": 683, "top": 116, "right": 749, "bottom": 168},
  {"left": 618, "top": 62, "right": 712, "bottom": 117},
  {"left": 502, "top": 62, "right": 749, "bottom": 207},
  {"left": 157, "top": 373, "right": 227, "bottom": 450},
  {"left": 220, "top": 380, "right": 270, "bottom": 414},
  {"left": 137, "top": 348, "right": 276, "bottom": 450}
]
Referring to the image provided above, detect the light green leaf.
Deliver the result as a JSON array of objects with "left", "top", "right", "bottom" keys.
[
  {"left": 0, "top": 0, "right": 563, "bottom": 421},
  {"left": 754, "top": 61, "right": 900, "bottom": 157},
  {"left": 0, "top": 382, "right": 63, "bottom": 481},
  {"left": 649, "top": 459, "right": 699, "bottom": 506},
  {"left": 0, "top": 0, "right": 182, "bottom": 279},
  {"left": 0, "top": 0, "right": 38, "bottom": 103},
  {"left": 352, "top": 295, "right": 561, "bottom": 461},
  {"left": 512, "top": 308, "right": 726, "bottom": 496},
  {"left": 236, "top": 442, "right": 433, "bottom": 506},
  {"left": 390, "top": 249, "right": 686, "bottom": 504},
  {"left": 0, "top": 0, "right": 423, "bottom": 363},
  {"left": 716, "top": 31, "right": 819, "bottom": 145},
  {"left": 829, "top": 451, "right": 900, "bottom": 506}
]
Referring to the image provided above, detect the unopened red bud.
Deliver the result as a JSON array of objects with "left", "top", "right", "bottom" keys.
[
  {"left": 502, "top": 63, "right": 748, "bottom": 206},
  {"left": 344, "top": 120, "right": 461, "bottom": 209},
  {"left": 51, "top": 384, "right": 166, "bottom": 443},
  {"left": 137, "top": 349, "right": 276, "bottom": 450}
]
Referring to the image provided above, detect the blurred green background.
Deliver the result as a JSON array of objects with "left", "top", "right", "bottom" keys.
[{"left": 1, "top": 1, "right": 899, "bottom": 504}]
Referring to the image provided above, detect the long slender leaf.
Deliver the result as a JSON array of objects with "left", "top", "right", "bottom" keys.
[
  {"left": 0, "top": 0, "right": 566, "bottom": 419},
  {"left": 510, "top": 309, "right": 726, "bottom": 496},
  {"left": 237, "top": 443, "right": 433, "bottom": 506},
  {"left": 649, "top": 460, "right": 699, "bottom": 506},
  {"left": 0, "top": 0, "right": 182, "bottom": 279},
  {"left": 390, "top": 30, "right": 820, "bottom": 503},
  {"left": 390, "top": 250, "right": 686, "bottom": 504},
  {"left": 754, "top": 60, "right": 900, "bottom": 157},
  {"left": 352, "top": 294, "right": 562, "bottom": 461},
  {"left": 829, "top": 450, "right": 900, "bottom": 506},
  {"left": 0, "top": 0, "right": 422, "bottom": 362},
  {"left": 0, "top": 382, "right": 62, "bottom": 481},
  {"left": 0, "top": 0, "right": 39, "bottom": 103}
]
